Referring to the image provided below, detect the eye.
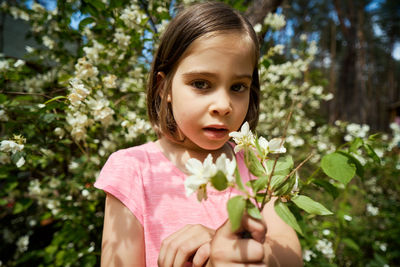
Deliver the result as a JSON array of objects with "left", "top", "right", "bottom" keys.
[
  {"left": 191, "top": 80, "right": 210, "bottom": 90},
  {"left": 231, "top": 83, "right": 249, "bottom": 92}
]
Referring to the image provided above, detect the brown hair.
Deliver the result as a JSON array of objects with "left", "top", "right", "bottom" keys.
[{"left": 147, "top": 1, "right": 260, "bottom": 140}]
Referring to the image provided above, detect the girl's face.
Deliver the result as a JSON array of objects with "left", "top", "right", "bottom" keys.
[{"left": 168, "top": 31, "right": 255, "bottom": 151}]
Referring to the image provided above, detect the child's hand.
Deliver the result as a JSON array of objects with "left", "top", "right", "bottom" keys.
[
  {"left": 207, "top": 214, "right": 267, "bottom": 266},
  {"left": 158, "top": 224, "right": 215, "bottom": 267}
]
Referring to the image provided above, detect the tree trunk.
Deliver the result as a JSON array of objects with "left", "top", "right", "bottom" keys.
[
  {"left": 244, "top": 0, "right": 284, "bottom": 26},
  {"left": 332, "top": 0, "right": 369, "bottom": 126}
]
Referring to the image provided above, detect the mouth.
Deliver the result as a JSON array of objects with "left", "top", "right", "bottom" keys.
[{"left": 203, "top": 126, "right": 229, "bottom": 139}]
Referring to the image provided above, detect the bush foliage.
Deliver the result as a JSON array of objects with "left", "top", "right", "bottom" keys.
[{"left": 0, "top": 0, "right": 399, "bottom": 266}]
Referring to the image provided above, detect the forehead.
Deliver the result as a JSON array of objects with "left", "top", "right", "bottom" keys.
[{"left": 174, "top": 31, "right": 256, "bottom": 75}]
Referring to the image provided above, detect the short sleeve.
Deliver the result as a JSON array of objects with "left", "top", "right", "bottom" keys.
[{"left": 94, "top": 149, "right": 144, "bottom": 224}]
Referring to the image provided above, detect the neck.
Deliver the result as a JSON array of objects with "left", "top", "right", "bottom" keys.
[{"left": 156, "top": 137, "right": 234, "bottom": 174}]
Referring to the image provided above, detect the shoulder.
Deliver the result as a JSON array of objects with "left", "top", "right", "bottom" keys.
[
  {"left": 96, "top": 142, "right": 158, "bottom": 187},
  {"left": 109, "top": 142, "right": 156, "bottom": 160},
  {"left": 104, "top": 142, "right": 159, "bottom": 168}
]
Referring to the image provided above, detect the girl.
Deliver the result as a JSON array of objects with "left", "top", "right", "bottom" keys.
[{"left": 95, "top": 2, "right": 302, "bottom": 266}]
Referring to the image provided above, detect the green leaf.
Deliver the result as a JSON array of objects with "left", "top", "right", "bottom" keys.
[
  {"left": 43, "top": 96, "right": 66, "bottom": 105},
  {"left": 227, "top": 195, "right": 246, "bottom": 232},
  {"left": 234, "top": 166, "right": 246, "bottom": 192},
  {"left": 86, "top": 0, "right": 106, "bottom": 11},
  {"left": 41, "top": 113, "right": 56, "bottom": 124},
  {"left": 210, "top": 170, "right": 228, "bottom": 191},
  {"left": 342, "top": 238, "right": 360, "bottom": 251},
  {"left": 321, "top": 152, "right": 356, "bottom": 185},
  {"left": 270, "top": 174, "right": 286, "bottom": 191},
  {"left": 78, "top": 17, "right": 96, "bottom": 31},
  {"left": 246, "top": 199, "right": 262, "bottom": 220},
  {"left": 0, "top": 93, "right": 7, "bottom": 103},
  {"left": 349, "top": 137, "right": 363, "bottom": 153},
  {"left": 273, "top": 173, "right": 296, "bottom": 196},
  {"left": 265, "top": 156, "right": 293, "bottom": 176},
  {"left": 291, "top": 195, "right": 333, "bottom": 215},
  {"left": 252, "top": 174, "right": 268, "bottom": 192},
  {"left": 244, "top": 149, "right": 265, "bottom": 177},
  {"left": 4, "top": 181, "right": 18, "bottom": 193},
  {"left": 337, "top": 151, "right": 364, "bottom": 178},
  {"left": 368, "top": 133, "right": 380, "bottom": 141},
  {"left": 312, "top": 179, "right": 339, "bottom": 199},
  {"left": 13, "top": 198, "right": 33, "bottom": 214},
  {"left": 274, "top": 200, "right": 303, "bottom": 236},
  {"left": 363, "top": 144, "right": 381, "bottom": 164}
]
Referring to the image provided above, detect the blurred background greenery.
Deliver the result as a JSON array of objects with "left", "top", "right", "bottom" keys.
[{"left": 0, "top": 0, "right": 399, "bottom": 266}]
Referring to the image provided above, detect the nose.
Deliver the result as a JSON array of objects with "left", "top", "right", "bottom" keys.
[{"left": 209, "top": 89, "right": 232, "bottom": 116}]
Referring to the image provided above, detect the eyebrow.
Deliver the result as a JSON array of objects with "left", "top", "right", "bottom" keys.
[{"left": 181, "top": 71, "right": 252, "bottom": 80}]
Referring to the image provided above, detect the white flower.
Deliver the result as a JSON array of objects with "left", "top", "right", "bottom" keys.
[
  {"left": 322, "top": 229, "right": 331, "bottom": 236},
  {"left": 42, "top": 36, "right": 55, "bottom": 49},
  {"left": 113, "top": 28, "right": 131, "bottom": 47},
  {"left": 366, "top": 203, "right": 379, "bottom": 216},
  {"left": 25, "top": 46, "right": 35, "bottom": 53},
  {"left": 29, "top": 179, "right": 41, "bottom": 195},
  {"left": 0, "top": 140, "right": 24, "bottom": 154},
  {"left": 184, "top": 154, "right": 217, "bottom": 200},
  {"left": 273, "top": 44, "right": 285, "bottom": 55},
  {"left": 229, "top": 122, "right": 255, "bottom": 153},
  {"left": 0, "top": 60, "right": 9, "bottom": 71},
  {"left": 258, "top": 136, "right": 286, "bottom": 155},
  {"left": 315, "top": 239, "right": 334, "bottom": 259},
  {"left": 343, "top": 214, "right": 352, "bottom": 221},
  {"left": 253, "top": 23, "right": 262, "bottom": 33},
  {"left": 75, "top": 57, "right": 99, "bottom": 80},
  {"left": 14, "top": 59, "right": 25, "bottom": 68},
  {"left": 0, "top": 153, "right": 10, "bottom": 164},
  {"left": 264, "top": 13, "right": 286, "bottom": 30},
  {"left": 82, "top": 189, "right": 89, "bottom": 197},
  {"left": 16, "top": 235, "right": 29, "bottom": 253},
  {"left": 102, "top": 74, "right": 117, "bottom": 88},
  {"left": 303, "top": 249, "right": 316, "bottom": 262},
  {"left": 68, "top": 78, "right": 90, "bottom": 106},
  {"left": 215, "top": 153, "right": 236, "bottom": 182},
  {"left": 300, "top": 34, "right": 307, "bottom": 41},
  {"left": 54, "top": 127, "right": 65, "bottom": 139},
  {"left": 16, "top": 157, "right": 25, "bottom": 168},
  {"left": 0, "top": 109, "right": 9, "bottom": 121}
]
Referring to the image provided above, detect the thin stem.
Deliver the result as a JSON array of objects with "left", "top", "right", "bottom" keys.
[
  {"left": 262, "top": 101, "right": 297, "bottom": 209},
  {"left": 305, "top": 167, "right": 321, "bottom": 185},
  {"left": 282, "top": 153, "right": 315, "bottom": 188},
  {"left": 0, "top": 91, "right": 53, "bottom": 99}
]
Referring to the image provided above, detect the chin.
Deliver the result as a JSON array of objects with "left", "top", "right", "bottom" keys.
[{"left": 197, "top": 140, "right": 228, "bottom": 151}]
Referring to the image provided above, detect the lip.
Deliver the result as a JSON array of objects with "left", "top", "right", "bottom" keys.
[
  {"left": 203, "top": 125, "right": 229, "bottom": 139},
  {"left": 204, "top": 124, "right": 229, "bottom": 130}
]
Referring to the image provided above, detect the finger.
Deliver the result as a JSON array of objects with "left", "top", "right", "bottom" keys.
[
  {"left": 230, "top": 238, "right": 265, "bottom": 263},
  {"left": 173, "top": 226, "right": 213, "bottom": 266},
  {"left": 192, "top": 242, "right": 210, "bottom": 267},
  {"left": 241, "top": 214, "right": 266, "bottom": 244},
  {"left": 159, "top": 226, "right": 189, "bottom": 266}
]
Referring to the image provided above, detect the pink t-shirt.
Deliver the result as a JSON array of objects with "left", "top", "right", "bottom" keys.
[{"left": 94, "top": 141, "right": 251, "bottom": 266}]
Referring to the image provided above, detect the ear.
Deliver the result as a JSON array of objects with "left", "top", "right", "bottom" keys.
[{"left": 157, "top": 72, "right": 171, "bottom": 102}]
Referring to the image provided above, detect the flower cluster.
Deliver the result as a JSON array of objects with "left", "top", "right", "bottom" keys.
[
  {"left": 315, "top": 239, "right": 335, "bottom": 259},
  {"left": 0, "top": 136, "right": 26, "bottom": 168},
  {"left": 263, "top": 12, "right": 286, "bottom": 30},
  {"left": 184, "top": 153, "right": 236, "bottom": 201},
  {"left": 229, "top": 122, "right": 286, "bottom": 155}
]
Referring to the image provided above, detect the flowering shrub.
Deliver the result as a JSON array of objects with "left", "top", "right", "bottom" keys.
[{"left": 0, "top": 0, "right": 399, "bottom": 266}]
